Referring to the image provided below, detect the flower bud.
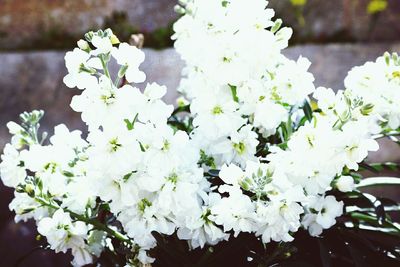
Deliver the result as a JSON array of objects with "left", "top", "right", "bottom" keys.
[
  {"left": 360, "top": 103, "right": 374, "bottom": 116},
  {"left": 84, "top": 31, "right": 94, "bottom": 42},
  {"left": 384, "top": 51, "right": 391, "bottom": 66},
  {"left": 25, "top": 183, "right": 36, "bottom": 197},
  {"left": 335, "top": 175, "right": 355, "bottom": 192},
  {"left": 77, "top": 39, "right": 90, "bottom": 51},
  {"left": 271, "top": 19, "right": 282, "bottom": 33},
  {"left": 174, "top": 5, "right": 186, "bottom": 14}
]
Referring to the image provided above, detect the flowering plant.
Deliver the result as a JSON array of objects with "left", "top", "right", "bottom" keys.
[{"left": 1, "top": 1, "right": 400, "bottom": 266}]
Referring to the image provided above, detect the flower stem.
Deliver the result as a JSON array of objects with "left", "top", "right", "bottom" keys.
[
  {"left": 35, "top": 197, "right": 132, "bottom": 244},
  {"left": 100, "top": 55, "right": 111, "bottom": 79}
]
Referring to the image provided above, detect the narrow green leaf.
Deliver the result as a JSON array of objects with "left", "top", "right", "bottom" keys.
[
  {"left": 357, "top": 177, "right": 400, "bottom": 188},
  {"left": 302, "top": 101, "right": 313, "bottom": 122},
  {"left": 230, "top": 85, "right": 239, "bottom": 102}
]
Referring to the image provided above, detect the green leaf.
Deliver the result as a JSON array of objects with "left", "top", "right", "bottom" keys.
[
  {"left": 359, "top": 162, "right": 399, "bottom": 173},
  {"left": 349, "top": 212, "right": 400, "bottom": 232},
  {"left": 117, "top": 64, "right": 129, "bottom": 78},
  {"left": 230, "top": 85, "right": 239, "bottom": 102},
  {"left": 357, "top": 177, "right": 400, "bottom": 188},
  {"left": 302, "top": 101, "right": 313, "bottom": 122},
  {"left": 124, "top": 113, "right": 138, "bottom": 130},
  {"left": 221, "top": 0, "right": 229, "bottom": 7}
]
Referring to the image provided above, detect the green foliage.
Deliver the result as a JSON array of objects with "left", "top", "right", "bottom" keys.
[
  {"left": 149, "top": 226, "right": 400, "bottom": 267},
  {"left": 367, "top": 0, "right": 388, "bottom": 14},
  {"left": 288, "top": 0, "right": 388, "bottom": 15},
  {"left": 290, "top": 0, "right": 307, "bottom": 7},
  {"left": 103, "top": 11, "right": 174, "bottom": 50},
  {"left": 287, "top": 0, "right": 389, "bottom": 31}
]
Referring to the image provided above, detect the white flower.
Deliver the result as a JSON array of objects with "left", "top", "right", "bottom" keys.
[
  {"left": 335, "top": 175, "right": 355, "bottom": 192},
  {"left": 7, "top": 121, "right": 24, "bottom": 135},
  {"left": 70, "top": 76, "right": 144, "bottom": 130},
  {"left": 336, "top": 121, "right": 379, "bottom": 170},
  {"left": 253, "top": 99, "right": 288, "bottom": 137},
  {"left": 119, "top": 197, "right": 175, "bottom": 248},
  {"left": 62, "top": 178, "right": 96, "bottom": 214},
  {"left": 37, "top": 209, "right": 91, "bottom": 264},
  {"left": 138, "top": 83, "right": 174, "bottom": 125},
  {"left": 271, "top": 56, "right": 315, "bottom": 105},
  {"left": 191, "top": 88, "right": 245, "bottom": 139},
  {"left": 177, "top": 193, "right": 229, "bottom": 249},
  {"left": 227, "top": 125, "right": 259, "bottom": 166},
  {"left": 6, "top": 121, "right": 28, "bottom": 149},
  {"left": 86, "top": 127, "right": 142, "bottom": 178},
  {"left": 255, "top": 200, "right": 303, "bottom": 243},
  {"left": 313, "top": 87, "right": 337, "bottom": 114},
  {"left": 0, "top": 144, "right": 26, "bottom": 187},
  {"left": 210, "top": 185, "right": 255, "bottom": 236},
  {"left": 9, "top": 192, "right": 48, "bottom": 222},
  {"left": 137, "top": 249, "right": 156, "bottom": 265},
  {"left": 302, "top": 195, "right": 344, "bottom": 236},
  {"left": 63, "top": 48, "right": 100, "bottom": 89},
  {"left": 219, "top": 163, "right": 245, "bottom": 186},
  {"left": 91, "top": 35, "right": 113, "bottom": 56},
  {"left": 50, "top": 124, "right": 87, "bottom": 150},
  {"left": 344, "top": 54, "right": 400, "bottom": 129},
  {"left": 112, "top": 42, "right": 146, "bottom": 83},
  {"left": 71, "top": 246, "right": 93, "bottom": 267}
]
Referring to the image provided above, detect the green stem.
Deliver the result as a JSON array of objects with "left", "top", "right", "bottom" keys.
[
  {"left": 100, "top": 55, "right": 111, "bottom": 79},
  {"left": 70, "top": 212, "right": 131, "bottom": 244},
  {"left": 114, "top": 76, "right": 121, "bottom": 88},
  {"left": 373, "top": 130, "right": 400, "bottom": 139},
  {"left": 350, "top": 211, "right": 400, "bottom": 232},
  {"left": 357, "top": 177, "right": 400, "bottom": 188},
  {"left": 35, "top": 197, "right": 132, "bottom": 244}
]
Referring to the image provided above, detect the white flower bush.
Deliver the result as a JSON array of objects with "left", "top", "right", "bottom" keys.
[{"left": 1, "top": 1, "right": 400, "bottom": 266}]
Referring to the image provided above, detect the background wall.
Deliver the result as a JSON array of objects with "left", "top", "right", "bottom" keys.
[{"left": 0, "top": 0, "right": 399, "bottom": 266}]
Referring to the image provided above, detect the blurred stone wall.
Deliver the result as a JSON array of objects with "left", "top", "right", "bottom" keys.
[
  {"left": 0, "top": 0, "right": 400, "bottom": 50},
  {"left": 0, "top": 0, "right": 177, "bottom": 50},
  {"left": 270, "top": 0, "right": 400, "bottom": 43}
]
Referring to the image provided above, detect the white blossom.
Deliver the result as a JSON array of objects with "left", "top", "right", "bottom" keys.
[
  {"left": 63, "top": 48, "right": 100, "bottom": 89},
  {"left": 37, "top": 209, "right": 92, "bottom": 266},
  {"left": 335, "top": 175, "right": 356, "bottom": 193},
  {"left": 112, "top": 42, "right": 146, "bottom": 83},
  {"left": 302, "top": 196, "right": 344, "bottom": 236},
  {"left": 0, "top": 144, "right": 26, "bottom": 187}
]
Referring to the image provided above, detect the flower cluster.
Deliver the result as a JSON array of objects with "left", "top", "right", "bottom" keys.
[
  {"left": 344, "top": 52, "right": 400, "bottom": 130},
  {"left": 0, "top": 1, "right": 398, "bottom": 266},
  {"left": 174, "top": 0, "right": 315, "bottom": 168},
  {"left": 1, "top": 29, "right": 209, "bottom": 266},
  {"left": 173, "top": 0, "right": 379, "bottom": 244}
]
